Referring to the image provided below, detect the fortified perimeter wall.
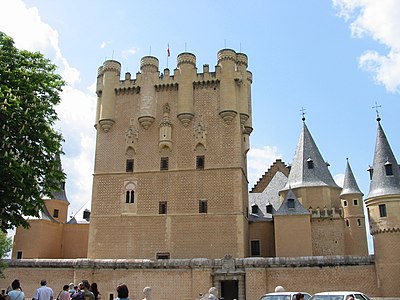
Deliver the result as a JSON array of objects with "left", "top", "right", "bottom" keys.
[{"left": 0, "top": 256, "right": 380, "bottom": 300}]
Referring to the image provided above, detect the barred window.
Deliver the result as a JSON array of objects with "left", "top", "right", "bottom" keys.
[
  {"left": 160, "top": 157, "right": 169, "bottom": 170},
  {"left": 159, "top": 201, "right": 167, "bottom": 214},
  {"left": 126, "top": 159, "right": 134, "bottom": 172},
  {"left": 199, "top": 200, "right": 208, "bottom": 213},
  {"left": 250, "top": 240, "right": 261, "bottom": 256},
  {"left": 196, "top": 155, "right": 205, "bottom": 169}
]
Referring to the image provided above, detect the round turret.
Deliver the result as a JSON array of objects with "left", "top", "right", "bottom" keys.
[
  {"left": 102, "top": 60, "right": 121, "bottom": 74},
  {"left": 236, "top": 53, "right": 248, "bottom": 68},
  {"left": 217, "top": 49, "right": 236, "bottom": 64},
  {"left": 140, "top": 56, "right": 159, "bottom": 73},
  {"left": 177, "top": 52, "right": 196, "bottom": 68}
]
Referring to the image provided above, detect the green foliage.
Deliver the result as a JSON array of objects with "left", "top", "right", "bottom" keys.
[
  {"left": 0, "top": 231, "right": 11, "bottom": 277},
  {"left": 0, "top": 31, "right": 66, "bottom": 232}
]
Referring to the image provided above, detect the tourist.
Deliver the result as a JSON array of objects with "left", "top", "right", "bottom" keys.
[
  {"left": 33, "top": 280, "right": 54, "bottom": 300},
  {"left": 90, "top": 283, "right": 101, "bottom": 300},
  {"left": 80, "top": 281, "right": 94, "bottom": 300},
  {"left": 142, "top": 287, "right": 151, "bottom": 300},
  {"left": 58, "top": 285, "right": 70, "bottom": 300},
  {"left": 115, "top": 284, "right": 130, "bottom": 300},
  {"left": 6, "top": 280, "right": 25, "bottom": 300}
]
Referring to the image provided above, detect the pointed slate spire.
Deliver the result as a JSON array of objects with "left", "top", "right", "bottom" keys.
[
  {"left": 49, "top": 153, "right": 69, "bottom": 202},
  {"left": 275, "top": 189, "right": 310, "bottom": 216},
  {"left": 284, "top": 122, "right": 339, "bottom": 189},
  {"left": 341, "top": 159, "right": 363, "bottom": 196},
  {"left": 367, "top": 120, "right": 400, "bottom": 199}
]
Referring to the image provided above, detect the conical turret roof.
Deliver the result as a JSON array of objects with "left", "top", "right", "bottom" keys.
[
  {"left": 48, "top": 154, "right": 69, "bottom": 203},
  {"left": 275, "top": 189, "right": 310, "bottom": 216},
  {"left": 366, "top": 120, "right": 400, "bottom": 199},
  {"left": 284, "top": 122, "right": 339, "bottom": 189},
  {"left": 341, "top": 159, "right": 363, "bottom": 196}
]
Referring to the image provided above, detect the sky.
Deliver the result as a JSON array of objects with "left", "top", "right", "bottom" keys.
[{"left": 0, "top": 0, "right": 399, "bottom": 245}]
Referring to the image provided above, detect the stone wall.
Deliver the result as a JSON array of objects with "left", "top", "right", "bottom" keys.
[{"left": 0, "top": 256, "right": 382, "bottom": 300}]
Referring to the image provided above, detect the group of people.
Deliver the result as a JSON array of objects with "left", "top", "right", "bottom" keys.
[
  {"left": 2, "top": 280, "right": 154, "bottom": 300},
  {"left": 2, "top": 279, "right": 101, "bottom": 300}
]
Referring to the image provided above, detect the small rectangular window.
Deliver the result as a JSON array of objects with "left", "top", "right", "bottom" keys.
[
  {"left": 343, "top": 200, "right": 348, "bottom": 207},
  {"left": 287, "top": 199, "right": 295, "bottom": 209},
  {"left": 126, "top": 159, "right": 134, "bottom": 172},
  {"left": 196, "top": 155, "right": 205, "bottom": 170},
  {"left": 353, "top": 199, "right": 358, "bottom": 206},
  {"left": 385, "top": 163, "right": 393, "bottom": 176},
  {"left": 266, "top": 204, "right": 273, "bottom": 214},
  {"left": 53, "top": 209, "right": 59, "bottom": 218},
  {"left": 251, "top": 205, "right": 259, "bottom": 214},
  {"left": 345, "top": 219, "right": 350, "bottom": 227},
  {"left": 357, "top": 219, "right": 361, "bottom": 226},
  {"left": 199, "top": 200, "right": 208, "bottom": 213},
  {"left": 160, "top": 157, "right": 169, "bottom": 170},
  {"left": 159, "top": 201, "right": 167, "bottom": 214},
  {"left": 16, "top": 251, "right": 23, "bottom": 259},
  {"left": 156, "top": 252, "right": 170, "bottom": 259},
  {"left": 379, "top": 204, "right": 387, "bottom": 218},
  {"left": 109, "top": 294, "right": 114, "bottom": 300},
  {"left": 250, "top": 240, "right": 261, "bottom": 256}
]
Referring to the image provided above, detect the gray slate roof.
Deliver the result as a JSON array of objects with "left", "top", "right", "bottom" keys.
[
  {"left": 249, "top": 171, "right": 288, "bottom": 220},
  {"left": 366, "top": 121, "right": 400, "bottom": 199},
  {"left": 284, "top": 122, "right": 339, "bottom": 190},
  {"left": 340, "top": 159, "right": 363, "bottom": 196},
  {"left": 274, "top": 189, "right": 310, "bottom": 216}
]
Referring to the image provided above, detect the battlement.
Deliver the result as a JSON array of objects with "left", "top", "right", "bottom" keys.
[
  {"left": 310, "top": 206, "right": 343, "bottom": 218},
  {"left": 96, "top": 48, "right": 252, "bottom": 129}
]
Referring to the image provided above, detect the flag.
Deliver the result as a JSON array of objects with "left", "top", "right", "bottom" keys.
[{"left": 167, "top": 44, "right": 170, "bottom": 57}]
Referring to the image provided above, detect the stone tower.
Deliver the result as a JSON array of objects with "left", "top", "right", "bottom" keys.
[
  {"left": 340, "top": 159, "right": 368, "bottom": 255},
  {"left": 365, "top": 118, "right": 400, "bottom": 297},
  {"left": 89, "top": 49, "right": 253, "bottom": 259},
  {"left": 279, "top": 120, "right": 358, "bottom": 256}
]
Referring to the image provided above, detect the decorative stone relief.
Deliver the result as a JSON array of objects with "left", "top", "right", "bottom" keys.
[
  {"left": 159, "top": 103, "right": 172, "bottom": 151},
  {"left": 221, "top": 254, "right": 235, "bottom": 273},
  {"left": 125, "top": 120, "right": 139, "bottom": 154},
  {"left": 194, "top": 118, "right": 207, "bottom": 149}
]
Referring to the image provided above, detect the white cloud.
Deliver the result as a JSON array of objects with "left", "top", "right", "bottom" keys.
[
  {"left": 247, "top": 146, "right": 282, "bottom": 188},
  {"left": 122, "top": 47, "right": 139, "bottom": 58},
  {"left": 334, "top": 173, "right": 345, "bottom": 187},
  {"left": 333, "top": 0, "right": 400, "bottom": 93},
  {"left": 0, "top": 0, "right": 95, "bottom": 217},
  {"left": 100, "top": 41, "right": 111, "bottom": 49}
]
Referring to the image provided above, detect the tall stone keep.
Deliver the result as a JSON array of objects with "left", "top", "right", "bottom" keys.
[{"left": 89, "top": 49, "right": 253, "bottom": 259}]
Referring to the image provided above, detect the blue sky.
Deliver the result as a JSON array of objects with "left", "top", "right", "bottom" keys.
[{"left": 1, "top": 0, "right": 399, "bottom": 238}]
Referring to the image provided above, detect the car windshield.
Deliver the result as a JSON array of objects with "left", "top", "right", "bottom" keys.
[
  {"left": 311, "top": 296, "right": 344, "bottom": 300},
  {"left": 310, "top": 294, "right": 370, "bottom": 300},
  {"left": 260, "top": 295, "right": 311, "bottom": 300},
  {"left": 260, "top": 296, "right": 292, "bottom": 300}
]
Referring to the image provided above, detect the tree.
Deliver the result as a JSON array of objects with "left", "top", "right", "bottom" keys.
[
  {"left": 0, "top": 231, "right": 12, "bottom": 277},
  {"left": 0, "top": 31, "right": 66, "bottom": 232}
]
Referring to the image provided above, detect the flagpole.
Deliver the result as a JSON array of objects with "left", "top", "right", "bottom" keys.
[{"left": 167, "top": 44, "right": 170, "bottom": 68}]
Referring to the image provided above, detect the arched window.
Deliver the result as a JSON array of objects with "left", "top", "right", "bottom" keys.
[{"left": 124, "top": 182, "right": 136, "bottom": 204}]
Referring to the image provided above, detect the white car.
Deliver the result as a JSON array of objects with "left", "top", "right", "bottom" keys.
[
  {"left": 310, "top": 291, "right": 371, "bottom": 300},
  {"left": 259, "top": 292, "right": 312, "bottom": 300}
]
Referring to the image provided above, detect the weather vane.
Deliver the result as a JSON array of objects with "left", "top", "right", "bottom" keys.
[
  {"left": 300, "top": 107, "right": 306, "bottom": 122},
  {"left": 372, "top": 101, "right": 382, "bottom": 122}
]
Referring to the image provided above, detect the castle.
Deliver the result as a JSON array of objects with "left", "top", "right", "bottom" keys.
[{"left": 6, "top": 49, "right": 400, "bottom": 300}]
